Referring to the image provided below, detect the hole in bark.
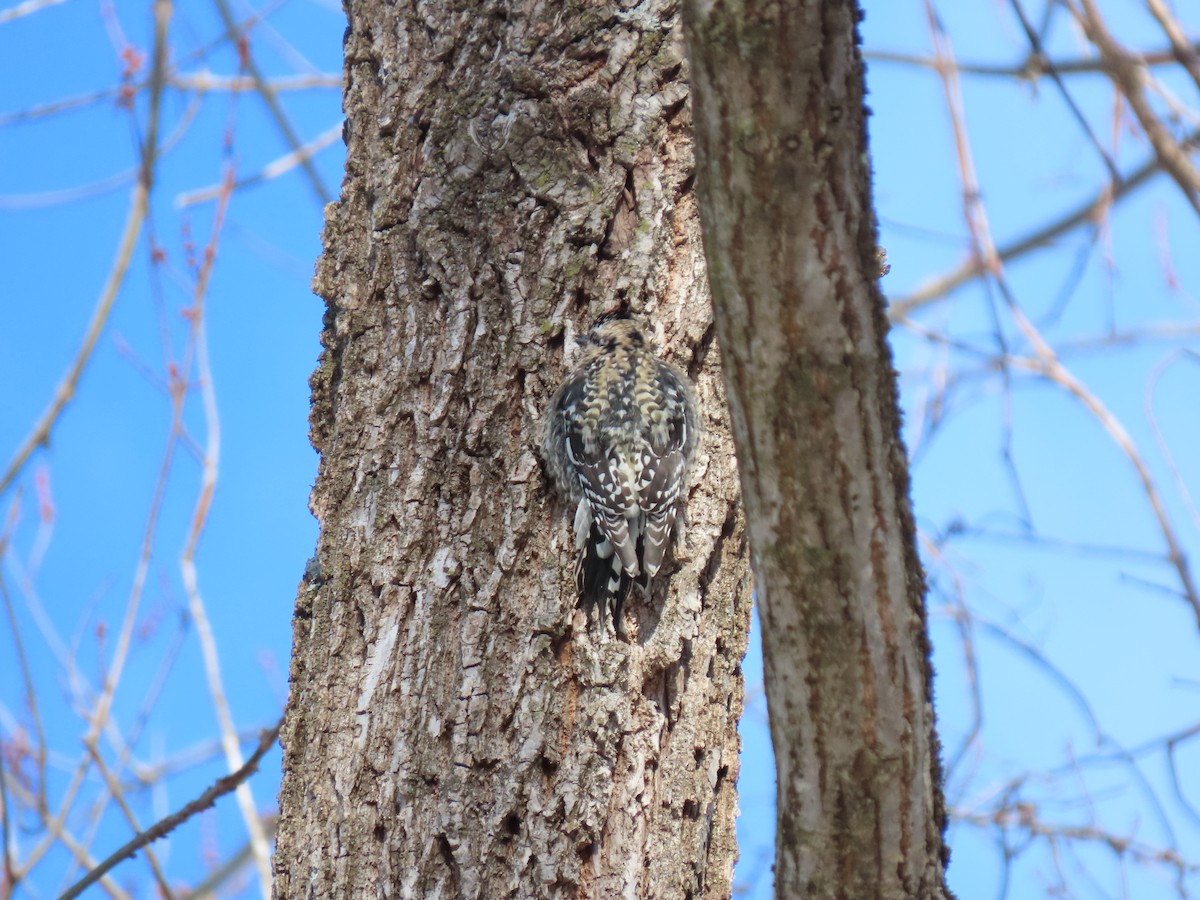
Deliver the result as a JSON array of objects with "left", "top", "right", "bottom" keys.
[
  {"left": 691, "top": 320, "right": 717, "bottom": 373},
  {"left": 551, "top": 632, "right": 570, "bottom": 661},
  {"left": 577, "top": 841, "right": 597, "bottom": 861},
  {"left": 437, "top": 834, "right": 456, "bottom": 870},
  {"left": 539, "top": 755, "right": 558, "bottom": 776},
  {"left": 502, "top": 812, "right": 521, "bottom": 835},
  {"left": 683, "top": 799, "right": 700, "bottom": 820},
  {"left": 716, "top": 765, "right": 729, "bottom": 786},
  {"left": 570, "top": 130, "right": 601, "bottom": 171},
  {"left": 694, "top": 748, "right": 704, "bottom": 764},
  {"left": 374, "top": 823, "right": 386, "bottom": 841}
]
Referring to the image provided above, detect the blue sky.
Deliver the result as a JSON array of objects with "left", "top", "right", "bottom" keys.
[{"left": 3, "top": 0, "right": 1200, "bottom": 897}]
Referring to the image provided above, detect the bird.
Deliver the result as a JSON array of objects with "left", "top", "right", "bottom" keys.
[{"left": 542, "top": 312, "right": 700, "bottom": 634}]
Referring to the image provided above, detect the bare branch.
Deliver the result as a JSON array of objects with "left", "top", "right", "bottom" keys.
[
  {"left": 1072, "top": 0, "right": 1200, "bottom": 215},
  {"left": 0, "top": 0, "right": 64, "bottom": 25},
  {"left": 172, "top": 70, "right": 341, "bottom": 93},
  {"left": 0, "top": 184, "right": 147, "bottom": 497},
  {"left": 1007, "top": 0, "right": 1118, "bottom": 181},
  {"left": 58, "top": 719, "right": 283, "bottom": 900},
  {"left": 210, "top": 0, "right": 331, "bottom": 205},
  {"left": 888, "top": 136, "right": 1186, "bottom": 317},
  {"left": 867, "top": 43, "right": 1200, "bottom": 79},
  {"left": 176, "top": 120, "right": 342, "bottom": 207},
  {"left": 179, "top": 168, "right": 273, "bottom": 896},
  {"left": 82, "top": 746, "right": 175, "bottom": 900},
  {"left": 0, "top": 0, "right": 174, "bottom": 498},
  {"left": 1144, "top": 0, "right": 1200, "bottom": 102}
]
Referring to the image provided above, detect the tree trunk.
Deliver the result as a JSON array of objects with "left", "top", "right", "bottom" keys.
[
  {"left": 682, "top": 2, "right": 954, "bottom": 898},
  {"left": 273, "top": 2, "right": 750, "bottom": 897}
]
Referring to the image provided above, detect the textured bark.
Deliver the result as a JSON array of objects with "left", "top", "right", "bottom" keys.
[
  {"left": 682, "top": 2, "right": 954, "bottom": 898},
  {"left": 274, "top": 2, "right": 750, "bottom": 898}
]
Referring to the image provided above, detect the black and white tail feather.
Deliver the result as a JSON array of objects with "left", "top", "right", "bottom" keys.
[{"left": 542, "top": 313, "right": 699, "bottom": 634}]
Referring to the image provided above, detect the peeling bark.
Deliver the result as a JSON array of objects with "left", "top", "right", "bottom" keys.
[
  {"left": 683, "top": 1, "right": 954, "bottom": 897},
  {"left": 274, "top": 2, "right": 750, "bottom": 897}
]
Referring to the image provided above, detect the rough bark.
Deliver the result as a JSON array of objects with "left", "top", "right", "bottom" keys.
[
  {"left": 274, "top": 2, "right": 750, "bottom": 898},
  {"left": 682, "top": 2, "right": 954, "bottom": 897}
]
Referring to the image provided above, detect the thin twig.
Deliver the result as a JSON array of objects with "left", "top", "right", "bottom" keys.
[
  {"left": 10, "top": 5, "right": 178, "bottom": 884},
  {"left": 1144, "top": 0, "right": 1200, "bottom": 110},
  {"left": 920, "top": 0, "right": 1200, "bottom": 629},
  {"left": 176, "top": 120, "right": 342, "bottom": 207},
  {"left": 867, "top": 43, "right": 1200, "bottom": 79},
  {"left": 888, "top": 131, "right": 1195, "bottom": 318},
  {"left": 1145, "top": 350, "right": 1200, "bottom": 535},
  {"left": 18, "top": 805, "right": 131, "bottom": 900},
  {"left": 0, "top": 0, "right": 173, "bottom": 498},
  {"left": 923, "top": 0, "right": 1032, "bottom": 527},
  {"left": 942, "top": 523, "right": 1170, "bottom": 563},
  {"left": 58, "top": 719, "right": 283, "bottom": 900},
  {"left": 180, "top": 167, "right": 273, "bottom": 896},
  {"left": 1072, "top": 0, "right": 1200, "bottom": 216},
  {"left": 173, "top": 71, "right": 341, "bottom": 93},
  {"left": 210, "top": 0, "right": 331, "bottom": 205},
  {"left": 67, "top": 0, "right": 175, "bottom": 827},
  {"left": 921, "top": 538, "right": 982, "bottom": 783},
  {"left": 0, "top": 0, "right": 64, "bottom": 24},
  {"left": 0, "top": 501, "right": 21, "bottom": 891},
  {"left": 1007, "top": 0, "right": 1118, "bottom": 182},
  {"left": 0, "top": 496, "right": 49, "bottom": 820},
  {"left": 0, "top": 96, "right": 202, "bottom": 212},
  {"left": 83, "top": 747, "right": 175, "bottom": 900},
  {"left": 1007, "top": 343, "right": 1200, "bottom": 626},
  {"left": 0, "top": 184, "right": 147, "bottom": 496},
  {"left": 955, "top": 806, "right": 1200, "bottom": 877},
  {"left": 0, "top": 72, "right": 337, "bottom": 128},
  {"left": 188, "top": 815, "right": 279, "bottom": 898},
  {"left": 0, "top": 748, "right": 11, "bottom": 897}
]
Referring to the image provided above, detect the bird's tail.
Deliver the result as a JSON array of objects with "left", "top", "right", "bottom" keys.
[{"left": 576, "top": 519, "right": 646, "bottom": 635}]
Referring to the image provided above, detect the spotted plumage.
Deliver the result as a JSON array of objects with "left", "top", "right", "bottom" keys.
[{"left": 542, "top": 314, "right": 700, "bottom": 633}]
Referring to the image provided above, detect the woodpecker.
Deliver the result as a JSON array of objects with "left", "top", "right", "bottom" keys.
[{"left": 542, "top": 313, "right": 700, "bottom": 633}]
